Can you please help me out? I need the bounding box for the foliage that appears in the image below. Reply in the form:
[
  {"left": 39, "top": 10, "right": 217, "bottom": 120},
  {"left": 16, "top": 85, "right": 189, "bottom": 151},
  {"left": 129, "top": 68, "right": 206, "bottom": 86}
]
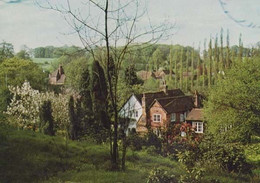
[
  {"left": 39, "top": 100, "right": 55, "bottom": 136},
  {"left": 5, "top": 81, "right": 70, "bottom": 132},
  {"left": 204, "top": 57, "right": 260, "bottom": 143},
  {"left": 124, "top": 64, "right": 142, "bottom": 86},
  {"left": 147, "top": 168, "right": 178, "bottom": 183},
  {"left": 16, "top": 50, "right": 31, "bottom": 60},
  {"left": 64, "top": 56, "right": 88, "bottom": 91},
  {"left": 144, "top": 130, "right": 162, "bottom": 152},
  {"left": 0, "top": 41, "right": 14, "bottom": 62},
  {"left": 0, "top": 57, "right": 47, "bottom": 91}
]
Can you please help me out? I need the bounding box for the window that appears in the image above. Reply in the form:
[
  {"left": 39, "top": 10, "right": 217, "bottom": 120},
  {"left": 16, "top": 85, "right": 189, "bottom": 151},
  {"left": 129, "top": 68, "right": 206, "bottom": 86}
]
[
  {"left": 135, "top": 110, "right": 138, "bottom": 117},
  {"left": 171, "top": 113, "right": 176, "bottom": 122},
  {"left": 180, "top": 113, "right": 185, "bottom": 122},
  {"left": 192, "top": 122, "right": 203, "bottom": 133},
  {"left": 153, "top": 114, "right": 161, "bottom": 122}
]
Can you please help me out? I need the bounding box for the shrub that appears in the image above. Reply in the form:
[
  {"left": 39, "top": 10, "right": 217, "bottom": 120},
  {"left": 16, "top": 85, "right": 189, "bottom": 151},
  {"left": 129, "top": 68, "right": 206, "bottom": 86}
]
[
  {"left": 147, "top": 168, "right": 178, "bottom": 183},
  {"left": 144, "top": 130, "right": 162, "bottom": 152}
]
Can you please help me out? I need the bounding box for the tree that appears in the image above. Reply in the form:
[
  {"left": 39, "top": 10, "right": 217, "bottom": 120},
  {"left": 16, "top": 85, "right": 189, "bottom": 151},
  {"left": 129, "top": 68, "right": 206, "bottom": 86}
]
[
  {"left": 152, "top": 47, "right": 164, "bottom": 71},
  {"left": 208, "top": 38, "right": 212, "bottom": 88},
  {"left": 0, "top": 57, "right": 46, "bottom": 91},
  {"left": 124, "top": 64, "right": 140, "bottom": 86},
  {"left": 40, "top": 0, "right": 173, "bottom": 170},
  {"left": 68, "top": 96, "right": 77, "bottom": 140},
  {"left": 39, "top": 100, "right": 55, "bottom": 136},
  {"left": 0, "top": 42, "right": 14, "bottom": 62},
  {"left": 204, "top": 57, "right": 260, "bottom": 143},
  {"left": 16, "top": 50, "right": 31, "bottom": 60}
]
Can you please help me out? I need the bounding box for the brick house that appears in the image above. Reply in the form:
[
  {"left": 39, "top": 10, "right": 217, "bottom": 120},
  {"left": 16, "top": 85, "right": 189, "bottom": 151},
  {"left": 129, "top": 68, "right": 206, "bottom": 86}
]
[
  {"left": 49, "top": 65, "right": 66, "bottom": 85},
  {"left": 119, "top": 83, "right": 195, "bottom": 136}
]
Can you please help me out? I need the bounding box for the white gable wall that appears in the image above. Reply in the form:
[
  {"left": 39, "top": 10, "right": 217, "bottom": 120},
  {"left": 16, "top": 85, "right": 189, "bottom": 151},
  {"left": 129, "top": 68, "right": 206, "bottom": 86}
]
[{"left": 119, "top": 94, "right": 142, "bottom": 134}]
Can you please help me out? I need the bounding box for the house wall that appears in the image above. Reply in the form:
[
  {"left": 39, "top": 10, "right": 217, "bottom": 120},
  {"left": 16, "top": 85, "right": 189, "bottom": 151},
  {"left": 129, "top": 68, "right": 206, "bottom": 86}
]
[
  {"left": 149, "top": 101, "right": 168, "bottom": 129},
  {"left": 119, "top": 95, "right": 142, "bottom": 132}
]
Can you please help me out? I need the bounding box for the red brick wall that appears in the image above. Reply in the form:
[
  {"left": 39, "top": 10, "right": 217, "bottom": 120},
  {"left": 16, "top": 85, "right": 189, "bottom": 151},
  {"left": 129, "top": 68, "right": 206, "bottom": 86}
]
[{"left": 149, "top": 101, "right": 168, "bottom": 129}]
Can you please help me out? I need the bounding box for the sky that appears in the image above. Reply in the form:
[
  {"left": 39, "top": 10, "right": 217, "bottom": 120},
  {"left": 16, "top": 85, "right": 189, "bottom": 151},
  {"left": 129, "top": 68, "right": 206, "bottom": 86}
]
[{"left": 0, "top": 0, "right": 259, "bottom": 52}]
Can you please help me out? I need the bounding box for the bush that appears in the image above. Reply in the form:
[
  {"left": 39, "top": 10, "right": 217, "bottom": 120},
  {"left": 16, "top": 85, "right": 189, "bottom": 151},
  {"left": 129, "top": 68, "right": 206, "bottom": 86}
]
[
  {"left": 147, "top": 168, "right": 178, "bottom": 183},
  {"left": 144, "top": 130, "right": 162, "bottom": 152}
]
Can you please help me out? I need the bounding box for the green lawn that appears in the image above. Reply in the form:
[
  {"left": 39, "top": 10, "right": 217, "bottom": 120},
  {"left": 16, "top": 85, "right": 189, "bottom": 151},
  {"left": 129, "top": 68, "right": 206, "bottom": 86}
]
[
  {"left": 0, "top": 124, "right": 259, "bottom": 183},
  {"left": 32, "top": 58, "right": 57, "bottom": 72}
]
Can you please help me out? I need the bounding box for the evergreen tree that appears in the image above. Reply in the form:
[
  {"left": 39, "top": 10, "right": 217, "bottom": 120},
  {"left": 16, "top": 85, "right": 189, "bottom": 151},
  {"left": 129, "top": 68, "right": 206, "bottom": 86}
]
[
  {"left": 39, "top": 100, "right": 55, "bottom": 136},
  {"left": 68, "top": 96, "right": 78, "bottom": 140}
]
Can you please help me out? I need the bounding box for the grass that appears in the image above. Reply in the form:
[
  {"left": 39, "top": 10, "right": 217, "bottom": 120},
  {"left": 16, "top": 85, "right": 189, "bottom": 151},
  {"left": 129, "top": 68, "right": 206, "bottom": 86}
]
[
  {"left": 32, "top": 58, "right": 57, "bottom": 72},
  {"left": 0, "top": 123, "right": 259, "bottom": 183}
]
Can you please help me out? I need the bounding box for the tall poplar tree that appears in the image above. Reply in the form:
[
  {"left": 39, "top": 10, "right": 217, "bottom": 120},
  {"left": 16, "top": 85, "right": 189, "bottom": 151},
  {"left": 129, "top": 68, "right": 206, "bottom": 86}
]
[
  {"left": 208, "top": 38, "right": 212, "bottom": 88},
  {"left": 169, "top": 45, "right": 173, "bottom": 81},
  {"left": 203, "top": 39, "right": 207, "bottom": 88},
  {"left": 238, "top": 33, "right": 243, "bottom": 62},
  {"left": 174, "top": 49, "right": 178, "bottom": 88},
  {"left": 179, "top": 47, "right": 184, "bottom": 90},
  {"left": 185, "top": 50, "right": 189, "bottom": 92},
  {"left": 196, "top": 43, "right": 201, "bottom": 88},
  {"left": 226, "top": 29, "right": 230, "bottom": 68},
  {"left": 191, "top": 46, "right": 194, "bottom": 89},
  {"left": 220, "top": 28, "right": 224, "bottom": 70}
]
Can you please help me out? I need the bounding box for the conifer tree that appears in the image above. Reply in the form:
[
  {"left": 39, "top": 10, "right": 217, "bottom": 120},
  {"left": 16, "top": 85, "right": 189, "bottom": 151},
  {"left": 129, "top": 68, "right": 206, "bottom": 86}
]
[
  {"left": 69, "top": 96, "right": 77, "bottom": 140},
  {"left": 39, "top": 100, "right": 55, "bottom": 136}
]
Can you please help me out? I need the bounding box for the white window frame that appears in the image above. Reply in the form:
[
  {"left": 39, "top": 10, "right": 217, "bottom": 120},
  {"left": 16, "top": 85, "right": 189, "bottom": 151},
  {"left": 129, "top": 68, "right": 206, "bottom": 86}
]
[
  {"left": 192, "top": 122, "right": 203, "bottom": 133},
  {"left": 171, "top": 113, "right": 176, "bottom": 122},
  {"left": 153, "top": 114, "right": 161, "bottom": 122}
]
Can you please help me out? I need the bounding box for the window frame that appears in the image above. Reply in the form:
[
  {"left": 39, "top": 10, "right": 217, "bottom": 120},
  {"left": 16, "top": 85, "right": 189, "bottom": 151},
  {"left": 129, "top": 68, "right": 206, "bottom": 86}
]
[
  {"left": 170, "top": 113, "right": 176, "bottom": 122},
  {"left": 192, "top": 122, "right": 203, "bottom": 133},
  {"left": 153, "top": 114, "right": 161, "bottom": 122},
  {"left": 180, "top": 113, "right": 185, "bottom": 122}
]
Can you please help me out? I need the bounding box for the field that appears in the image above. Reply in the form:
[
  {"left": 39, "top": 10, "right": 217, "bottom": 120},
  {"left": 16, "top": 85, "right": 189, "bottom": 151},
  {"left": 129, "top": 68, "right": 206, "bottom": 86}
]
[
  {"left": 32, "top": 58, "right": 57, "bottom": 72},
  {"left": 0, "top": 124, "right": 259, "bottom": 183}
]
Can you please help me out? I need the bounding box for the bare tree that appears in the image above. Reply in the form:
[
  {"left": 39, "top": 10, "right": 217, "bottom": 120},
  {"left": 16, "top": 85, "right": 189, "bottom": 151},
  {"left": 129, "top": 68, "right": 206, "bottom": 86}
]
[{"left": 38, "top": 0, "right": 174, "bottom": 170}]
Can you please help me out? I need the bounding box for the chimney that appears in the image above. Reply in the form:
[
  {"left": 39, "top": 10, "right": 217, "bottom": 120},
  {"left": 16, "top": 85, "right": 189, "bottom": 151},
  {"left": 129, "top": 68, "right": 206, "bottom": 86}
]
[
  {"left": 194, "top": 90, "right": 200, "bottom": 108},
  {"left": 142, "top": 93, "right": 146, "bottom": 117},
  {"left": 160, "top": 79, "right": 168, "bottom": 94}
]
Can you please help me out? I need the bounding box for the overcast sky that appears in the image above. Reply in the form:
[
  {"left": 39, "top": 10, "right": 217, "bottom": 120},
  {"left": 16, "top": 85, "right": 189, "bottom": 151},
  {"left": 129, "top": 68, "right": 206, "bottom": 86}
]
[{"left": 0, "top": 0, "right": 259, "bottom": 52}]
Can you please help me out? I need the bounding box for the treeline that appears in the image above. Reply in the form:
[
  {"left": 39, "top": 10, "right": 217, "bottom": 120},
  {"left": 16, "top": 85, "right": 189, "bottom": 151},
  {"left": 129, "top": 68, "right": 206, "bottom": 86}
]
[{"left": 33, "top": 45, "right": 84, "bottom": 58}]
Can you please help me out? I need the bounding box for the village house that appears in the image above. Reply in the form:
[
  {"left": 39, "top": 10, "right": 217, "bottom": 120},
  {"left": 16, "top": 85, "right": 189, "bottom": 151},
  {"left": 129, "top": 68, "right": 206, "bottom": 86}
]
[
  {"left": 119, "top": 82, "right": 202, "bottom": 136},
  {"left": 136, "top": 69, "right": 174, "bottom": 81},
  {"left": 49, "top": 65, "right": 66, "bottom": 85}
]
